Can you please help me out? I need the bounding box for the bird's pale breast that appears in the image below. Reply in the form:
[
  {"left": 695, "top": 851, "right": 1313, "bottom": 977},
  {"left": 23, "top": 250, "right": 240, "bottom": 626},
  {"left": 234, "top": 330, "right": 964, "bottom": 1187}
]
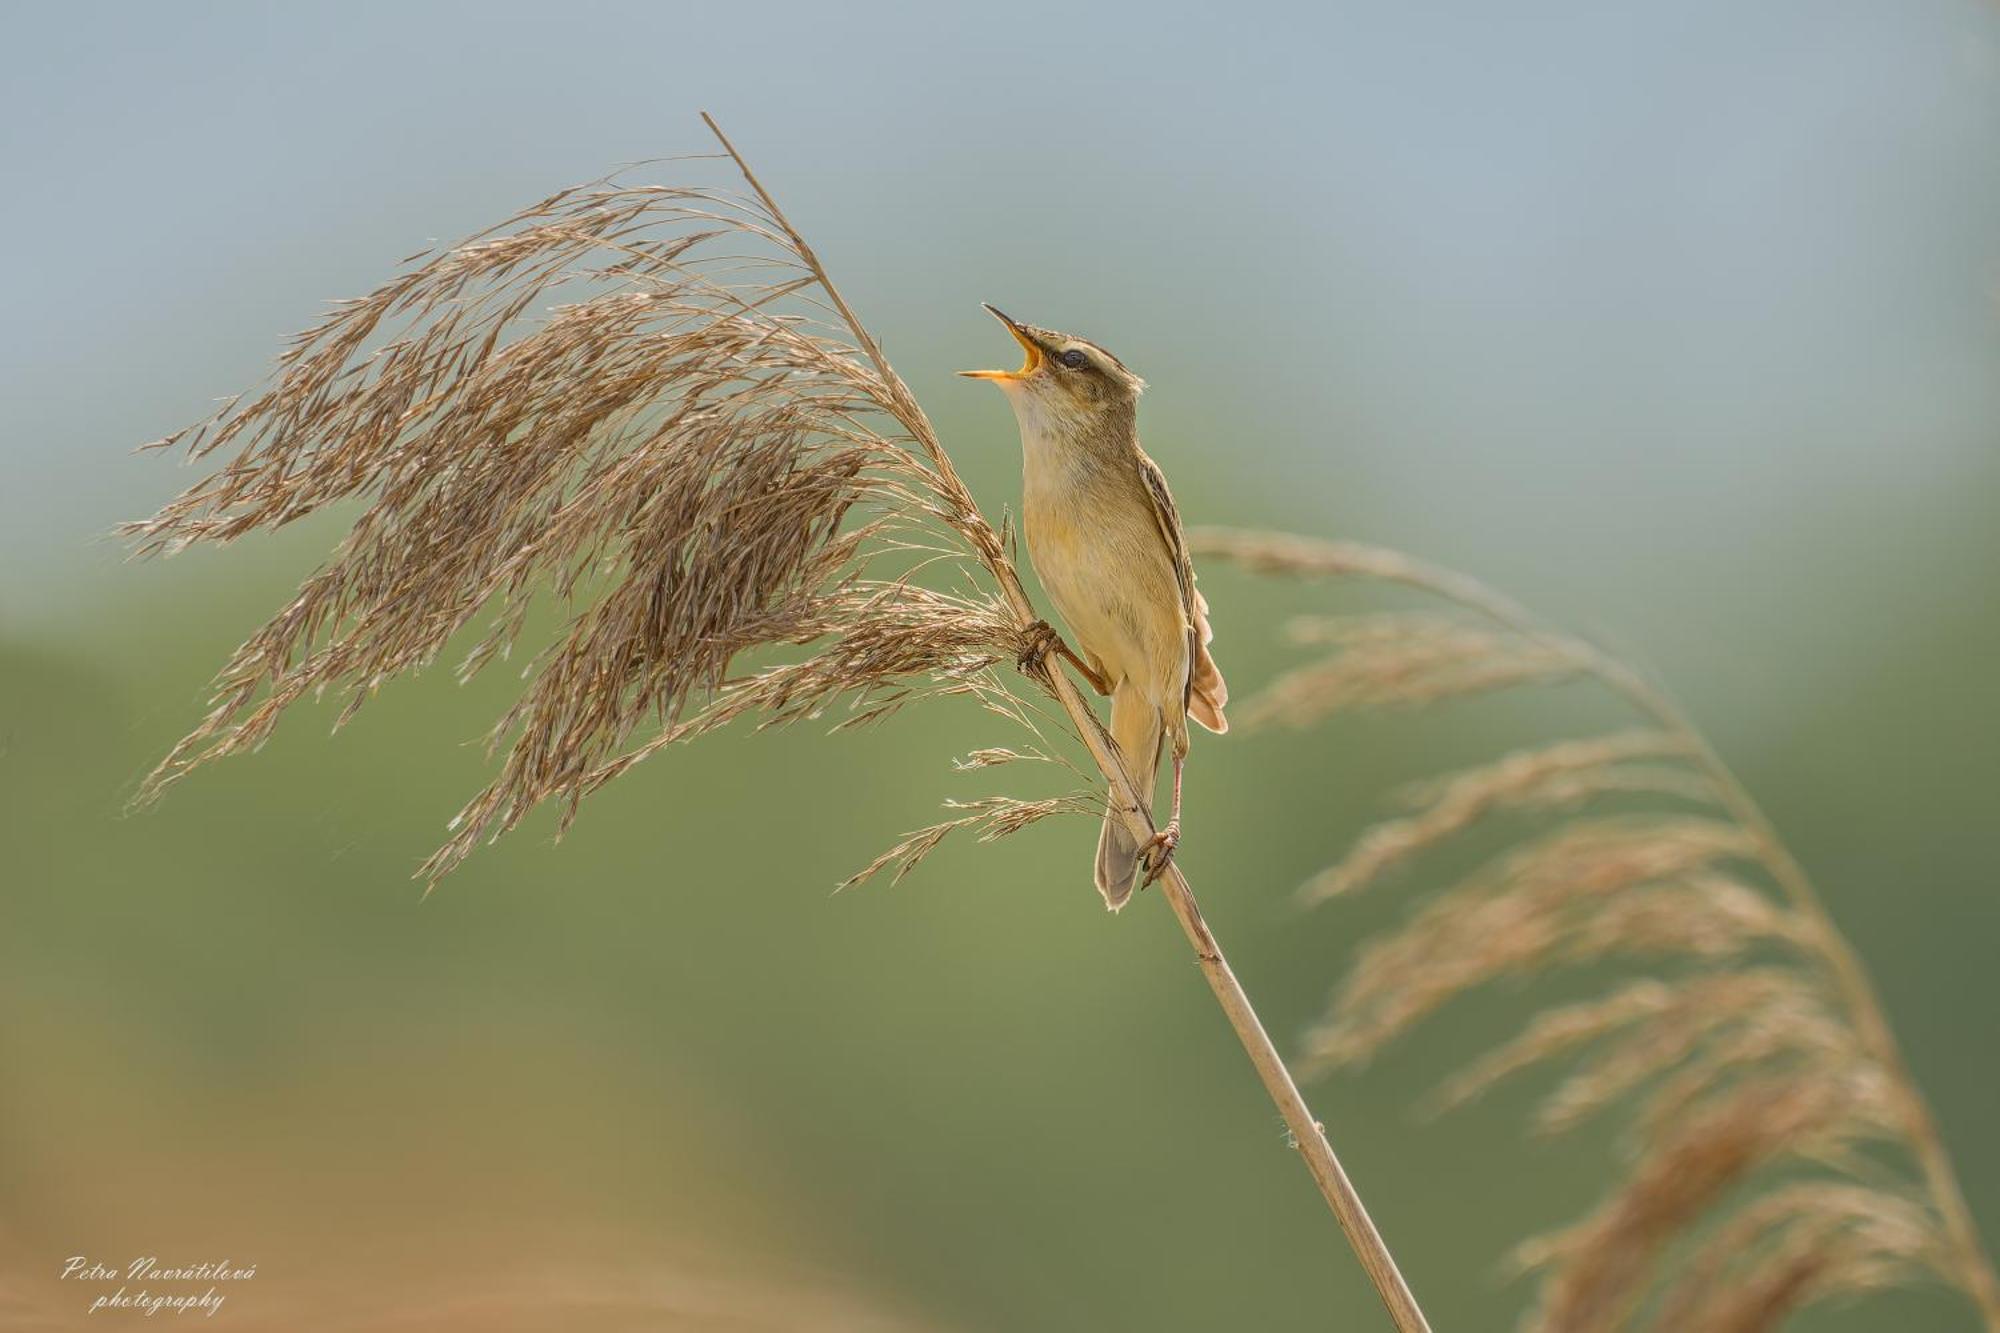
[{"left": 1023, "top": 459, "right": 1188, "bottom": 710}]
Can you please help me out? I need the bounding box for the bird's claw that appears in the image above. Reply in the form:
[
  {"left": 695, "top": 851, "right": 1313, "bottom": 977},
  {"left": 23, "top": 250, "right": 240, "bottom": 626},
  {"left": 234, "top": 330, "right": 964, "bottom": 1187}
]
[
  {"left": 1016, "top": 619, "right": 1063, "bottom": 676},
  {"left": 1138, "top": 820, "right": 1180, "bottom": 888}
]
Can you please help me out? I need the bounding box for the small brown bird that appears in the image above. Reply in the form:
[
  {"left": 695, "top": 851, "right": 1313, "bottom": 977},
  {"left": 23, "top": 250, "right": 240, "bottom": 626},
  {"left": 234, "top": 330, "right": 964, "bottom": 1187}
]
[{"left": 963, "top": 305, "right": 1228, "bottom": 909}]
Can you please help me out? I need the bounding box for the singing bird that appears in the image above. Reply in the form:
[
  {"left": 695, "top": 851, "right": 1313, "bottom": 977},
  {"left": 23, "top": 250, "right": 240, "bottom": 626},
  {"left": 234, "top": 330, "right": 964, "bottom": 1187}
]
[{"left": 962, "top": 305, "right": 1228, "bottom": 909}]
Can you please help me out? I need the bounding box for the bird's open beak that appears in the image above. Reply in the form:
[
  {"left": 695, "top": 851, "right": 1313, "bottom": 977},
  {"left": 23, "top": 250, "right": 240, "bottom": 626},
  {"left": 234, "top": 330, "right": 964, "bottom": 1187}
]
[{"left": 958, "top": 304, "right": 1043, "bottom": 381}]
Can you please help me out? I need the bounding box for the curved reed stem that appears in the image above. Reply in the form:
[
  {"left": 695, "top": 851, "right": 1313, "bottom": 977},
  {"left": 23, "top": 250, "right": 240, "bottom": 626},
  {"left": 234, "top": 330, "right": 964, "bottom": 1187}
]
[
  {"left": 1191, "top": 526, "right": 2000, "bottom": 1329},
  {"left": 703, "top": 121, "right": 1431, "bottom": 1333}
]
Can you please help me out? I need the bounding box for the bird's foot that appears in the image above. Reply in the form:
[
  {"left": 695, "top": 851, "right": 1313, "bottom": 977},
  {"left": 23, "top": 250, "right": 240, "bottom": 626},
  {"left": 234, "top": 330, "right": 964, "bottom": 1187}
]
[
  {"left": 1138, "top": 820, "right": 1180, "bottom": 887},
  {"left": 1016, "top": 619, "right": 1064, "bottom": 677}
]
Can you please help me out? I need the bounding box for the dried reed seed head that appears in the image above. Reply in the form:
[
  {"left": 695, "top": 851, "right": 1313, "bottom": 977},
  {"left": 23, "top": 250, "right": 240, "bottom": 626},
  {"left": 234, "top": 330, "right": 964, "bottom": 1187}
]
[
  {"left": 1306, "top": 816, "right": 1761, "bottom": 1070},
  {"left": 1243, "top": 613, "right": 1590, "bottom": 729},
  {"left": 1557, "top": 874, "right": 1806, "bottom": 963},
  {"left": 1519, "top": 1073, "right": 1901, "bottom": 1333},
  {"left": 954, "top": 748, "right": 1035, "bottom": 770},
  {"left": 1650, "top": 1183, "right": 1949, "bottom": 1332},
  {"left": 1202, "top": 523, "right": 1984, "bottom": 1329},
  {"left": 1631, "top": 996, "right": 1881, "bottom": 1148},
  {"left": 126, "top": 173, "right": 1048, "bottom": 884},
  {"left": 838, "top": 792, "right": 1100, "bottom": 890},
  {"left": 1537, "top": 975, "right": 1860, "bottom": 1140},
  {"left": 1185, "top": 527, "right": 1458, "bottom": 586},
  {"left": 1304, "top": 730, "right": 1708, "bottom": 904},
  {"left": 1424, "top": 969, "right": 1796, "bottom": 1119},
  {"left": 1187, "top": 525, "right": 1551, "bottom": 634}
]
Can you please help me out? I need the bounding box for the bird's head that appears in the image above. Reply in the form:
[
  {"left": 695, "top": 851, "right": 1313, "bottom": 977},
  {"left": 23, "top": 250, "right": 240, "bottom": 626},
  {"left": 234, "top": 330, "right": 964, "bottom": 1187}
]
[{"left": 959, "top": 304, "right": 1144, "bottom": 430}]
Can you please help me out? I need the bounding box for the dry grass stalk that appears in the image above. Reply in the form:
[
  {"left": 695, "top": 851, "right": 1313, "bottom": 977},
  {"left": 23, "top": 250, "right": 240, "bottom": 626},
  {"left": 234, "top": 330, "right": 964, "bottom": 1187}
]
[
  {"left": 126, "top": 123, "right": 1431, "bottom": 1330},
  {"left": 1192, "top": 525, "right": 2000, "bottom": 1331}
]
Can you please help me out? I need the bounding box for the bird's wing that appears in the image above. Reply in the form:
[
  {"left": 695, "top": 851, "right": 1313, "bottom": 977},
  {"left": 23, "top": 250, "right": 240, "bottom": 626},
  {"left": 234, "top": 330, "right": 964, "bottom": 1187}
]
[
  {"left": 1135, "top": 450, "right": 1228, "bottom": 732},
  {"left": 1135, "top": 452, "right": 1195, "bottom": 627}
]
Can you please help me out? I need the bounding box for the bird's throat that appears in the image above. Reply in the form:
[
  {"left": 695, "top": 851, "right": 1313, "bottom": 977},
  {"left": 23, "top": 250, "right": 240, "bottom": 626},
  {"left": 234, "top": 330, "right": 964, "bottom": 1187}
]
[{"left": 1006, "top": 390, "right": 1135, "bottom": 484}]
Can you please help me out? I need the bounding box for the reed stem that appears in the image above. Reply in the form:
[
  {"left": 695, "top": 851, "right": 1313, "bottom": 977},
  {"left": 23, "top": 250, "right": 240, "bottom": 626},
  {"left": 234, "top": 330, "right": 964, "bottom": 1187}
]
[{"left": 704, "top": 117, "right": 1433, "bottom": 1333}]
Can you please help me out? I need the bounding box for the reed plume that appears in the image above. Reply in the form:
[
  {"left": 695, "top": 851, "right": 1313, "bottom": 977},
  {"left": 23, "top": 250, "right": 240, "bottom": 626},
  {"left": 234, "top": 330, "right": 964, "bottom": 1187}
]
[
  {"left": 125, "top": 121, "right": 1430, "bottom": 1329},
  {"left": 1193, "top": 525, "right": 2000, "bottom": 1332},
  {"left": 120, "top": 156, "right": 1027, "bottom": 882}
]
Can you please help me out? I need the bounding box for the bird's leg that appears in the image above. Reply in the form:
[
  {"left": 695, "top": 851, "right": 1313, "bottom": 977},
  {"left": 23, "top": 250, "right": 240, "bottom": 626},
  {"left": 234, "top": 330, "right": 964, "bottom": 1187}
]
[
  {"left": 1139, "top": 746, "right": 1186, "bottom": 887},
  {"left": 1063, "top": 644, "right": 1113, "bottom": 696},
  {"left": 1016, "top": 619, "right": 1111, "bottom": 695}
]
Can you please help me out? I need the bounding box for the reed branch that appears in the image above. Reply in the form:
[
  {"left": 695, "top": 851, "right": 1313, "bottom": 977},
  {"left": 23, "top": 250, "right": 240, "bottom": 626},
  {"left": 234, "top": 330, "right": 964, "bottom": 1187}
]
[{"left": 702, "top": 118, "right": 1432, "bottom": 1333}]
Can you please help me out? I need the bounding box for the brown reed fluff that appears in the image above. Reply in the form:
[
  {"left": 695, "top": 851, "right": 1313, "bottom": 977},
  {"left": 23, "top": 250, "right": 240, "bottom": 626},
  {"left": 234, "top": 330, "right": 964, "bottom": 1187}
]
[
  {"left": 120, "top": 153, "right": 1031, "bottom": 883},
  {"left": 1191, "top": 526, "right": 2000, "bottom": 1333},
  {"left": 124, "top": 120, "right": 1431, "bottom": 1330}
]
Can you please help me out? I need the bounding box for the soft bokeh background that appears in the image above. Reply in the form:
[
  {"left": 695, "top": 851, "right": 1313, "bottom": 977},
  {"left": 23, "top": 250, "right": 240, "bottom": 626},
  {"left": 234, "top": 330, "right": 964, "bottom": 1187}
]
[{"left": 4, "top": 1, "right": 1998, "bottom": 1328}]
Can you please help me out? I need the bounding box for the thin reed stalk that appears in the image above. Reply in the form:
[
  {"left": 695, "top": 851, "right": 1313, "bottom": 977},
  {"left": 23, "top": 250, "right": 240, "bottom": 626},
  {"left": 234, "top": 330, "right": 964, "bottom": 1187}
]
[{"left": 701, "top": 119, "right": 1431, "bottom": 1333}]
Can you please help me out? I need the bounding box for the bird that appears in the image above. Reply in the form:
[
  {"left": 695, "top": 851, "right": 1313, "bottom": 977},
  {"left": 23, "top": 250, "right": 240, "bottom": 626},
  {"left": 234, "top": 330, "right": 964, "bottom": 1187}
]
[{"left": 961, "top": 304, "right": 1228, "bottom": 909}]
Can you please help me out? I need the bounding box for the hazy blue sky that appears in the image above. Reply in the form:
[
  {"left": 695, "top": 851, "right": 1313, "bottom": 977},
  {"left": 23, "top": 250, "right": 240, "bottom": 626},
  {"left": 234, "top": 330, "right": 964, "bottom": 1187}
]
[{"left": 4, "top": 0, "right": 1997, "bottom": 725}]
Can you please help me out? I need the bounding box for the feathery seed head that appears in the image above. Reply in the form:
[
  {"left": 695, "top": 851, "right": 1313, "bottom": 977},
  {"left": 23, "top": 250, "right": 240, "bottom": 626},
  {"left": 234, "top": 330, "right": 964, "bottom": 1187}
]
[
  {"left": 1198, "top": 524, "right": 1993, "bottom": 1332},
  {"left": 123, "top": 162, "right": 1086, "bottom": 888}
]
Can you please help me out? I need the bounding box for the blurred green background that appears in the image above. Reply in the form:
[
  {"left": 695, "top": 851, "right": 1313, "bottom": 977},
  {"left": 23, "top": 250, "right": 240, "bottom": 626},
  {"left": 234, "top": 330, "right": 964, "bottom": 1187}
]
[{"left": 4, "top": 2, "right": 1998, "bottom": 1328}]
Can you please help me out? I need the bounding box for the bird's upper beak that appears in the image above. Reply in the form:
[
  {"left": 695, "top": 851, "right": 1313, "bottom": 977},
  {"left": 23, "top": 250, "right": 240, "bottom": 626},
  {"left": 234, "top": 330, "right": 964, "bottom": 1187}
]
[{"left": 958, "top": 304, "right": 1043, "bottom": 382}]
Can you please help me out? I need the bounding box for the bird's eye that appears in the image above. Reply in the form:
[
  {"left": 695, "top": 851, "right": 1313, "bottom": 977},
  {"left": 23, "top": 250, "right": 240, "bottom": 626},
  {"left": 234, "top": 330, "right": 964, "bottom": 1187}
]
[{"left": 1058, "top": 348, "right": 1090, "bottom": 369}]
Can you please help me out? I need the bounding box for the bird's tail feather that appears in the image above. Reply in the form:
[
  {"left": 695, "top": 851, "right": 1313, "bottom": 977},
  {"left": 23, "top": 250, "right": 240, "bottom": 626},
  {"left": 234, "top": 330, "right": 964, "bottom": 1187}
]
[{"left": 1095, "top": 684, "right": 1162, "bottom": 911}]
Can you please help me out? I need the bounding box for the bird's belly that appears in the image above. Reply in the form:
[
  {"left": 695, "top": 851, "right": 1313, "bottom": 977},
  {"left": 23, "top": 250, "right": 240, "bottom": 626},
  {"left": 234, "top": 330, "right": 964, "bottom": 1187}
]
[{"left": 1025, "top": 499, "right": 1186, "bottom": 703}]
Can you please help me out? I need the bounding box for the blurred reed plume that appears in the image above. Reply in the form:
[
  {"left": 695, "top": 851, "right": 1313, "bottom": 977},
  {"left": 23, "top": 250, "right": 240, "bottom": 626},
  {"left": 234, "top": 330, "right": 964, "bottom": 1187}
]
[
  {"left": 1193, "top": 526, "right": 2000, "bottom": 1333},
  {"left": 124, "top": 120, "right": 1431, "bottom": 1328}
]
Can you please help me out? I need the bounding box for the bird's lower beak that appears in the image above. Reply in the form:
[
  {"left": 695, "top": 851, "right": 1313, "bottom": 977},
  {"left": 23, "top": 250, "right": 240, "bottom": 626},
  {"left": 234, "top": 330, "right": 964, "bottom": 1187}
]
[{"left": 958, "top": 303, "right": 1043, "bottom": 381}]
